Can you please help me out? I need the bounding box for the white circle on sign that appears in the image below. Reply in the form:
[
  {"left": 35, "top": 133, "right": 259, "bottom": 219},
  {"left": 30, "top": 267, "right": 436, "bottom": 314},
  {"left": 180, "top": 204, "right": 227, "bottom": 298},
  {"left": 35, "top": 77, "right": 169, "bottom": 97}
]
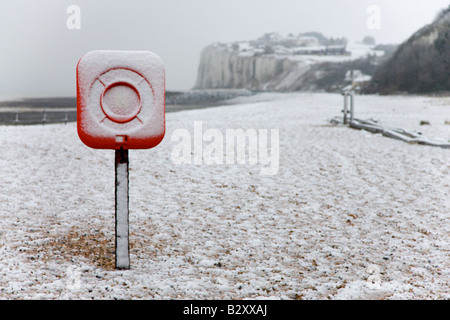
[
  {"left": 100, "top": 81, "right": 142, "bottom": 123},
  {"left": 88, "top": 68, "right": 155, "bottom": 131}
]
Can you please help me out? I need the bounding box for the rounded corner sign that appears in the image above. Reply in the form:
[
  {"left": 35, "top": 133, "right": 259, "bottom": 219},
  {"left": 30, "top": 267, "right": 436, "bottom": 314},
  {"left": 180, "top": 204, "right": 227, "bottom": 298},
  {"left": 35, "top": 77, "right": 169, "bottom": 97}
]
[{"left": 76, "top": 50, "right": 165, "bottom": 150}]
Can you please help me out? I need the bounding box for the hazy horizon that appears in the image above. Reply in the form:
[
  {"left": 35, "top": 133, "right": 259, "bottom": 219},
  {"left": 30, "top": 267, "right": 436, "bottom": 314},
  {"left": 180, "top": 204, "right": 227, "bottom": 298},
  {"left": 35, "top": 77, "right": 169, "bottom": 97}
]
[{"left": 0, "top": 0, "right": 448, "bottom": 99}]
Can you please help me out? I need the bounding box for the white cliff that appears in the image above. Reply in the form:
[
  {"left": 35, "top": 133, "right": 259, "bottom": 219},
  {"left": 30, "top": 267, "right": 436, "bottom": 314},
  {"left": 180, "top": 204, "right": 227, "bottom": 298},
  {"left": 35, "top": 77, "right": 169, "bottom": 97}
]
[{"left": 194, "top": 33, "right": 384, "bottom": 92}]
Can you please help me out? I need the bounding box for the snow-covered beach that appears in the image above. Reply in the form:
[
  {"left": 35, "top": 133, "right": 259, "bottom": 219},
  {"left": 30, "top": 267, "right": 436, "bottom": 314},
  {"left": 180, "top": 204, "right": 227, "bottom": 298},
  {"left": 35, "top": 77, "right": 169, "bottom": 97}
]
[{"left": 0, "top": 92, "right": 448, "bottom": 299}]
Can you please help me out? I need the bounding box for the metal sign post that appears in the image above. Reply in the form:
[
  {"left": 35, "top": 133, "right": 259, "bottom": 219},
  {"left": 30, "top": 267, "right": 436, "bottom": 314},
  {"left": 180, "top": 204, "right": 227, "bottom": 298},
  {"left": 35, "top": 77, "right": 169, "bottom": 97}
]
[
  {"left": 77, "top": 50, "right": 165, "bottom": 270},
  {"left": 342, "top": 91, "right": 355, "bottom": 125},
  {"left": 342, "top": 92, "right": 349, "bottom": 125},
  {"left": 115, "top": 148, "right": 130, "bottom": 269},
  {"left": 349, "top": 92, "right": 354, "bottom": 123}
]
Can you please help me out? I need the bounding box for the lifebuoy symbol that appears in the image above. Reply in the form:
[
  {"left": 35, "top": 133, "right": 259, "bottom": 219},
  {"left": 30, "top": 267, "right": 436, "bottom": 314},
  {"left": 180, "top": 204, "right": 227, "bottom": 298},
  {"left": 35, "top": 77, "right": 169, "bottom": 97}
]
[
  {"left": 91, "top": 68, "right": 155, "bottom": 127},
  {"left": 100, "top": 81, "right": 142, "bottom": 123}
]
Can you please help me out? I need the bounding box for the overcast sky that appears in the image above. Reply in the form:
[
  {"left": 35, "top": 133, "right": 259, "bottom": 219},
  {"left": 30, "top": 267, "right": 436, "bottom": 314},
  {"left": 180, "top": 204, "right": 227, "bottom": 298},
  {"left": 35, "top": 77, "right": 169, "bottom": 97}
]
[{"left": 0, "top": 0, "right": 448, "bottom": 98}]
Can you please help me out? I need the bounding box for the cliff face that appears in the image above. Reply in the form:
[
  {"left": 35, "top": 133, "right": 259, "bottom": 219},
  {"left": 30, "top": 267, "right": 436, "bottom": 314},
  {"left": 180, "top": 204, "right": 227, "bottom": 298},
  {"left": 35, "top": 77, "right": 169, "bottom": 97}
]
[
  {"left": 194, "top": 45, "right": 311, "bottom": 91},
  {"left": 364, "top": 7, "right": 450, "bottom": 94},
  {"left": 194, "top": 33, "right": 386, "bottom": 92}
]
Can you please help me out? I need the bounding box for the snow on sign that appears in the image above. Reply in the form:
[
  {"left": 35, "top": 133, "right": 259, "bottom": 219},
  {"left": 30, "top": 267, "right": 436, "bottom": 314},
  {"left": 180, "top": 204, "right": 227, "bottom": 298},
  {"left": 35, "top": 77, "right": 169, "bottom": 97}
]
[
  {"left": 76, "top": 50, "right": 165, "bottom": 270},
  {"left": 76, "top": 50, "right": 165, "bottom": 149}
]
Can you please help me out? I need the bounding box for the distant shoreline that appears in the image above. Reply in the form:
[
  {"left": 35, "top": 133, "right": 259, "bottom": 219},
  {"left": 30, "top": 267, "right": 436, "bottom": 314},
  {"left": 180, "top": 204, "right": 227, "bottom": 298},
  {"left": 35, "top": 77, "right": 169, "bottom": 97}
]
[
  {"left": 0, "top": 90, "right": 255, "bottom": 112},
  {"left": 0, "top": 90, "right": 257, "bottom": 124},
  {"left": 2, "top": 90, "right": 448, "bottom": 114}
]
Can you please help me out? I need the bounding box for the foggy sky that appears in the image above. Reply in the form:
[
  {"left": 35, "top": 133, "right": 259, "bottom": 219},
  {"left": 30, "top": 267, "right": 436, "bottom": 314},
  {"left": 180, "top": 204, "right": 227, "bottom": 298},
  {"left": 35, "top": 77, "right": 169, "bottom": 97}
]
[{"left": 0, "top": 0, "right": 448, "bottom": 98}]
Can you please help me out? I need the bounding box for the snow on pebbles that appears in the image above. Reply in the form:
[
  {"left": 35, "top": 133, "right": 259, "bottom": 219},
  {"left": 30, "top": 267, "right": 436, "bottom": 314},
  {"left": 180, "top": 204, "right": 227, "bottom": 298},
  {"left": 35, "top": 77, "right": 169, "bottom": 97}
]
[{"left": 0, "top": 92, "right": 448, "bottom": 300}]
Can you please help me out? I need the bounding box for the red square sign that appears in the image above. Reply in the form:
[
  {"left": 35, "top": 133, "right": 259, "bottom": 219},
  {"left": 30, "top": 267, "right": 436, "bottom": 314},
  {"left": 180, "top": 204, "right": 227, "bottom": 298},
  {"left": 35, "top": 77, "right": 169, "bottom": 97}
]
[{"left": 77, "top": 50, "right": 165, "bottom": 149}]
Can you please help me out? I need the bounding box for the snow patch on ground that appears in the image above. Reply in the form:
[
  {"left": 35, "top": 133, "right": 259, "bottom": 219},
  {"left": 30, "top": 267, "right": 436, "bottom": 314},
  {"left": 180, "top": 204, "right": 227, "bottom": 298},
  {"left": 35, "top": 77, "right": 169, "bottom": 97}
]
[{"left": 0, "top": 93, "right": 449, "bottom": 299}]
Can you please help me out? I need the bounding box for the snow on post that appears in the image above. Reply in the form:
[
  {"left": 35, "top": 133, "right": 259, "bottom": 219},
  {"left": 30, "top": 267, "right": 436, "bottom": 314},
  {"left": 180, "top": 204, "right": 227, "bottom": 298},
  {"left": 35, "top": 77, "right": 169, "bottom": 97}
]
[
  {"left": 115, "top": 148, "right": 130, "bottom": 269},
  {"left": 342, "top": 92, "right": 349, "bottom": 125},
  {"left": 76, "top": 50, "right": 166, "bottom": 270},
  {"left": 341, "top": 91, "right": 355, "bottom": 125},
  {"left": 350, "top": 92, "right": 355, "bottom": 123}
]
